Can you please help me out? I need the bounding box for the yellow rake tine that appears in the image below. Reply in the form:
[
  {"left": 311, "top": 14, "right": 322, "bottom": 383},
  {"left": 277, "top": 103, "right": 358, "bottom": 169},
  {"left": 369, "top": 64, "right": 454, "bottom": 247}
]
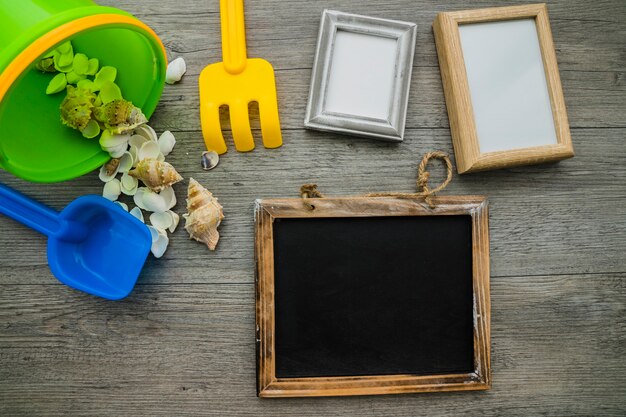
[
  {"left": 200, "top": 101, "right": 227, "bottom": 154},
  {"left": 229, "top": 100, "right": 255, "bottom": 152}
]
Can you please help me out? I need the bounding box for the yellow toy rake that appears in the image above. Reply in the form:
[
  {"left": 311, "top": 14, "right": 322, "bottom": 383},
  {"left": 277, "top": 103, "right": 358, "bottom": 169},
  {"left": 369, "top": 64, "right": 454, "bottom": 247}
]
[{"left": 199, "top": 0, "right": 283, "bottom": 154}]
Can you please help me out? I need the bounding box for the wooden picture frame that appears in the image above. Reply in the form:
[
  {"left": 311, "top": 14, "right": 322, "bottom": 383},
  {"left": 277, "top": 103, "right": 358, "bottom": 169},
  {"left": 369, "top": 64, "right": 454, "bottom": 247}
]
[
  {"left": 304, "top": 10, "right": 417, "bottom": 142},
  {"left": 255, "top": 196, "right": 491, "bottom": 397},
  {"left": 433, "top": 4, "right": 574, "bottom": 173}
]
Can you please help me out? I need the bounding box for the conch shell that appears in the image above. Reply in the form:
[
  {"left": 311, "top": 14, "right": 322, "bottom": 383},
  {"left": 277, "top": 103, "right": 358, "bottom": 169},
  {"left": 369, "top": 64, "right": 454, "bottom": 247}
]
[
  {"left": 183, "top": 178, "right": 224, "bottom": 251},
  {"left": 128, "top": 158, "right": 183, "bottom": 192}
]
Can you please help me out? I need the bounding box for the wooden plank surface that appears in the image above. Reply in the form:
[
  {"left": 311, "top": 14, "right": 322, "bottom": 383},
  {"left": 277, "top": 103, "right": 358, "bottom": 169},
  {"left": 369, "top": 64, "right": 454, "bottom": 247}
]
[{"left": 1, "top": 0, "right": 625, "bottom": 415}]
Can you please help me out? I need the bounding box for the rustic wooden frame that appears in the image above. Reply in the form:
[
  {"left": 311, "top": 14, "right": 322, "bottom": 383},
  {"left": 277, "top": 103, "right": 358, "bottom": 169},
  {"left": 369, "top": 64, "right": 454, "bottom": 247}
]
[
  {"left": 433, "top": 4, "right": 574, "bottom": 174},
  {"left": 255, "top": 196, "right": 491, "bottom": 397}
]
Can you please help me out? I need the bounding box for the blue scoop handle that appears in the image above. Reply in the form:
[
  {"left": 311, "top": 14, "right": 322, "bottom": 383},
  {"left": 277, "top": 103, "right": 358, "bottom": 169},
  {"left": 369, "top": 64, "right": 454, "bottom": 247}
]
[{"left": 0, "top": 184, "right": 88, "bottom": 242}]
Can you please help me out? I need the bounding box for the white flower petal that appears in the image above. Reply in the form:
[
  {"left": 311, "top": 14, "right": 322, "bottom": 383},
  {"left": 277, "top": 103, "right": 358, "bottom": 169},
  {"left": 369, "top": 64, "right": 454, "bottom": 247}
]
[
  {"left": 129, "top": 207, "right": 144, "bottom": 223},
  {"left": 134, "top": 124, "right": 158, "bottom": 143},
  {"left": 118, "top": 152, "right": 133, "bottom": 173},
  {"left": 137, "top": 140, "right": 161, "bottom": 161},
  {"left": 114, "top": 201, "right": 128, "bottom": 211},
  {"left": 102, "top": 178, "right": 121, "bottom": 201},
  {"left": 156, "top": 152, "right": 165, "bottom": 162},
  {"left": 165, "top": 57, "right": 186, "bottom": 84},
  {"left": 160, "top": 186, "right": 176, "bottom": 210},
  {"left": 158, "top": 130, "right": 176, "bottom": 156},
  {"left": 168, "top": 211, "right": 180, "bottom": 233},
  {"left": 120, "top": 173, "right": 139, "bottom": 196},
  {"left": 150, "top": 211, "right": 173, "bottom": 230},
  {"left": 150, "top": 230, "right": 169, "bottom": 258}
]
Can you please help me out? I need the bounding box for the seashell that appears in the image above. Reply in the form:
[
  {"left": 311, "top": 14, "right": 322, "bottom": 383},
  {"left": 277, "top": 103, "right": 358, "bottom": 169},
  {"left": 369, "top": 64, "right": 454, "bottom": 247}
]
[
  {"left": 150, "top": 227, "right": 169, "bottom": 258},
  {"left": 100, "top": 130, "right": 130, "bottom": 157},
  {"left": 99, "top": 158, "right": 120, "bottom": 182},
  {"left": 165, "top": 57, "right": 186, "bottom": 84},
  {"left": 134, "top": 124, "right": 158, "bottom": 142},
  {"left": 114, "top": 201, "right": 128, "bottom": 211},
  {"left": 129, "top": 144, "right": 139, "bottom": 167},
  {"left": 137, "top": 140, "right": 161, "bottom": 161},
  {"left": 129, "top": 207, "right": 144, "bottom": 223},
  {"left": 134, "top": 186, "right": 176, "bottom": 213},
  {"left": 128, "top": 158, "right": 183, "bottom": 192},
  {"left": 118, "top": 151, "right": 134, "bottom": 173},
  {"left": 103, "top": 178, "right": 121, "bottom": 201},
  {"left": 129, "top": 134, "right": 149, "bottom": 150},
  {"left": 169, "top": 210, "right": 180, "bottom": 233},
  {"left": 158, "top": 130, "right": 176, "bottom": 156},
  {"left": 150, "top": 211, "right": 173, "bottom": 230},
  {"left": 120, "top": 172, "right": 139, "bottom": 196},
  {"left": 201, "top": 150, "right": 219, "bottom": 171},
  {"left": 94, "top": 99, "right": 148, "bottom": 134},
  {"left": 183, "top": 178, "right": 224, "bottom": 251}
]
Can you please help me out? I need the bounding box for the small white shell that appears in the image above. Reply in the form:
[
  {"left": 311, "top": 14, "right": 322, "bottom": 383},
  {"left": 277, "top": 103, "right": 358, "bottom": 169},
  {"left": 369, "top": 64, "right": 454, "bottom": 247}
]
[
  {"left": 114, "top": 201, "right": 128, "bottom": 211},
  {"left": 158, "top": 130, "right": 176, "bottom": 156},
  {"left": 100, "top": 131, "right": 130, "bottom": 157},
  {"left": 169, "top": 210, "right": 180, "bottom": 233},
  {"left": 150, "top": 211, "right": 173, "bottom": 230},
  {"left": 201, "top": 151, "right": 219, "bottom": 171},
  {"left": 147, "top": 224, "right": 159, "bottom": 241},
  {"left": 135, "top": 186, "right": 176, "bottom": 213},
  {"left": 137, "top": 140, "right": 161, "bottom": 161},
  {"left": 165, "top": 57, "right": 186, "bottom": 84},
  {"left": 129, "top": 207, "right": 144, "bottom": 223},
  {"left": 120, "top": 172, "right": 139, "bottom": 196},
  {"left": 129, "top": 144, "right": 139, "bottom": 167},
  {"left": 150, "top": 229, "right": 169, "bottom": 258},
  {"left": 129, "top": 134, "right": 149, "bottom": 150},
  {"left": 103, "top": 178, "right": 121, "bottom": 201},
  {"left": 118, "top": 152, "right": 134, "bottom": 173},
  {"left": 99, "top": 161, "right": 119, "bottom": 182},
  {"left": 108, "top": 143, "right": 128, "bottom": 158},
  {"left": 134, "top": 124, "right": 158, "bottom": 143},
  {"left": 160, "top": 186, "right": 177, "bottom": 210}
]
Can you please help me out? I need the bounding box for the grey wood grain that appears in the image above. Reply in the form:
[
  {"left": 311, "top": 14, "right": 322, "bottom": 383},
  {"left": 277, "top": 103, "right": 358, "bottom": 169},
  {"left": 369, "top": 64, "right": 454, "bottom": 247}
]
[
  {"left": 0, "top": 275, "right": 624, "bottom": 416},
  {"left": 1, "top": 0, "right": 625, "bottom": 415}
]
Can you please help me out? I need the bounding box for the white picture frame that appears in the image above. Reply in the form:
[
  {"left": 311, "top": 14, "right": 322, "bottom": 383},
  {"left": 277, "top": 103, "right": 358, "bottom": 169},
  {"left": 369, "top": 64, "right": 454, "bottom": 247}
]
[{"left": 304, "top": 10, "right": 417, "bottom": 142}]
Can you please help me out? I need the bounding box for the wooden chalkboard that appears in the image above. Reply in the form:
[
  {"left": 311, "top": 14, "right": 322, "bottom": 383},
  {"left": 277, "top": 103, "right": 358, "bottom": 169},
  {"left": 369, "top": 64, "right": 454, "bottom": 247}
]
[{"left": 255, "top": 196, "right": 490, "bottom": 397}]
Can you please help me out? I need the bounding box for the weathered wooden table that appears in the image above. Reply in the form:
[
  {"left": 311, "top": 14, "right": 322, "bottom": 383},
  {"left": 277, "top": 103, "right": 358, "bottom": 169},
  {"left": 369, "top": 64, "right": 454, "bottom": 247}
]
[{"left": 1, "top": 0, "right": 624, "bottom": 415}]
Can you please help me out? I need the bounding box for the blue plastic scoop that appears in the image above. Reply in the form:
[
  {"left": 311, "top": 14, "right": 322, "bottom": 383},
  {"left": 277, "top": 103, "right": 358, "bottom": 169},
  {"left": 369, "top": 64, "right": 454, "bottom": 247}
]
[{"left": 0, "top": 183, "right": 152, "bottom": 300}]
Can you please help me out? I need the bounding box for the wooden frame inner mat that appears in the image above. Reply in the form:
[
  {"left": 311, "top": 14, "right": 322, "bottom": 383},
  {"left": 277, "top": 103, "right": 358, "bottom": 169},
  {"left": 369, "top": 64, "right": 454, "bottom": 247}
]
[
  {"left": 255, "top": 196, "right": 491, "bottom": 397},
  {"left": 433, "top": 4, "right": 574, "bottom": 173}
]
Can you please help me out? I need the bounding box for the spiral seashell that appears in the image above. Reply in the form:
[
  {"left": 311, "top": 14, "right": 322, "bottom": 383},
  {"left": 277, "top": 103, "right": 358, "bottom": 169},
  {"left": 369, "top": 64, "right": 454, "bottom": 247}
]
[
  {"left": 128, "top": 158, "right": 183, "bottom": 192},
  {"left": 183, "top": 178, "right": 224, "bottom": 251}
]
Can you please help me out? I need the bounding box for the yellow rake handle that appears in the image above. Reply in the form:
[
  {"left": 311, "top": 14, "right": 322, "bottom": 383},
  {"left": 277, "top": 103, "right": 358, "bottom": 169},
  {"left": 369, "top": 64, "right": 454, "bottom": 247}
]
[{"left": 221, "top": 0, "right": 247, "bottom": 74}]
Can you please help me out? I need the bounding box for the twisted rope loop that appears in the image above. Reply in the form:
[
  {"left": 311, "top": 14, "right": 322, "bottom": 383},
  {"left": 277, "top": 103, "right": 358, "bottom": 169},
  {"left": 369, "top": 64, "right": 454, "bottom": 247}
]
[{"left": 300, "top": 151, "right": 453, "bottom": 209}]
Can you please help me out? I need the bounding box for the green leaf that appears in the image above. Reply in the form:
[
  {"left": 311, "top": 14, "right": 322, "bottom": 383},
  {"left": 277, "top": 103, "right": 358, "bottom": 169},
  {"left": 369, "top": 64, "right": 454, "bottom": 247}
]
[
  {"left": 94, "top": 95, "right": 102, "bottom": 107},
  {"left": 85, "top": 58, "right": 99, "bottom": 76},
  {"left": 73, "top": 53, "right": 89, "bottom": 75},
  {"left": 81, "top": 119, "right": 101, "bottom": 139},
  {"left": 93, "top": 66, "right": 117, "bottom": 91},
  {"left": 46, "top": 73, "right": 67, "bottom": 95},
  {"left": 99, "top": 81, "right": 123, "bottom": 104},
  {"left": 66, "top": 71, "right": 86, "bottom": 85}
]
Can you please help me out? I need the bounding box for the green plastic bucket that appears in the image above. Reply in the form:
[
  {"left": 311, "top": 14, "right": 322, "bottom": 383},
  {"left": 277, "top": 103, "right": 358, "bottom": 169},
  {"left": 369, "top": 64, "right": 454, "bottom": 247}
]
[{"left": 0, "top": 0, "right": 167, "bottom": 183}]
